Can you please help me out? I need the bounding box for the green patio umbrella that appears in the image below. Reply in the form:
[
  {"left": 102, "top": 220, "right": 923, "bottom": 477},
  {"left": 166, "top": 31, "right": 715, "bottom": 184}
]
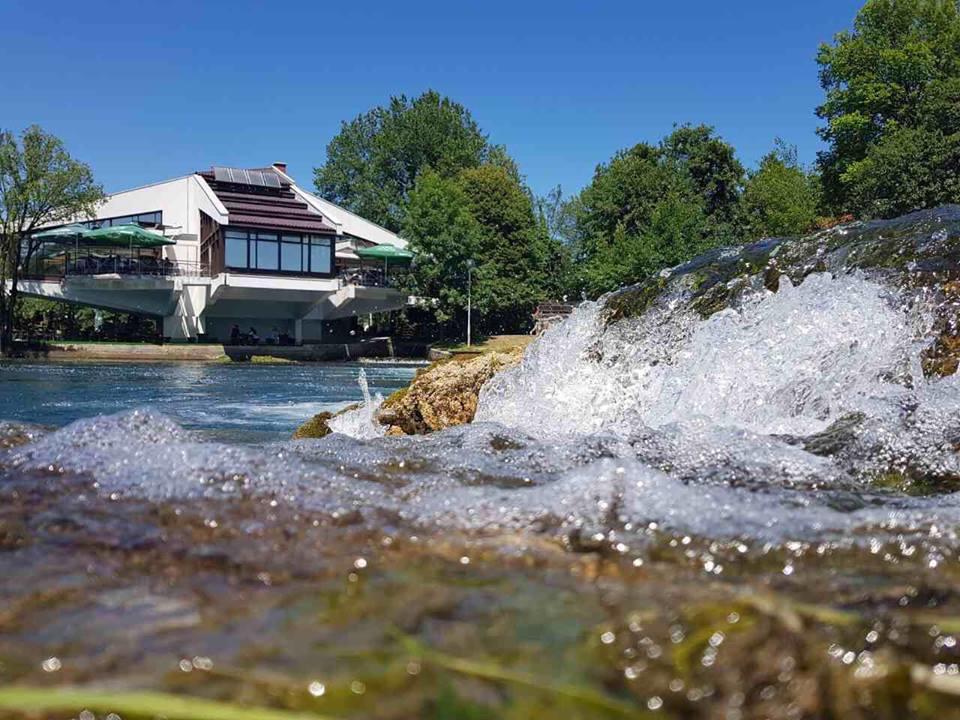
[
  {"left": 31, "top": 224, "right": 90, "bottom": 243},
  {"left": 355, "top": 244, "right": 414, "bottom": 277},
  {"left": 30, "top": 224, "right": 91, "bottom": 273},
  {"left": 81, "top": 224, "right": 175, "bottom": 248}
]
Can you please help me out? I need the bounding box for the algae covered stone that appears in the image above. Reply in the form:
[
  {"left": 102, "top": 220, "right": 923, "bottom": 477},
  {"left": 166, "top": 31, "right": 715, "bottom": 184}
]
[
  {"left": 292, "top": 403, "right": 362, "bottom": 439},
  {"left": 291, "top": 411, "right": 335, "bottom": 439}
]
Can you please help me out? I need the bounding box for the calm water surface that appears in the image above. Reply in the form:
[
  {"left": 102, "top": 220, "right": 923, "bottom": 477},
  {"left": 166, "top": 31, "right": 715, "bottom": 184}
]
[{"left": 0, "top": 360, "right": 419, "bottom": 441}]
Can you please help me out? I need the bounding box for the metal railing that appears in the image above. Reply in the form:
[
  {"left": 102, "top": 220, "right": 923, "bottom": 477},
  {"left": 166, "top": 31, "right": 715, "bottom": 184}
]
[
  {"left": 337, "top": 266, "right": 408, "bottom": 289},
  {"left": 29, "top": 254, "right": 208, "bottom": 279}
]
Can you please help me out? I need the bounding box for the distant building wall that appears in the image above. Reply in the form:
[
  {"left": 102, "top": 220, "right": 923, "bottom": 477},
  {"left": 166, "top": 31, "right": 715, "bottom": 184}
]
[{"left": 93, "top": 176, "right": 228, "bottom": 268}]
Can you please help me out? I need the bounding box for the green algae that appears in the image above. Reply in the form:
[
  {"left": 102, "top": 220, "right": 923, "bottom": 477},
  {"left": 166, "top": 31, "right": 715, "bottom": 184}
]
[
  {"left": 0, "top": 687, "right": 335, "bottom": 720},
  {"left": 291, "top": 411, "right": 335, "bottom": 439}
]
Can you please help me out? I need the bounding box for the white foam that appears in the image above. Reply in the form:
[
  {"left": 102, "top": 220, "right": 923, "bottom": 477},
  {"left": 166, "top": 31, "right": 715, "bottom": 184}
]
[{"left": 478, "top": 273, "right": 932, "bottom": 438}]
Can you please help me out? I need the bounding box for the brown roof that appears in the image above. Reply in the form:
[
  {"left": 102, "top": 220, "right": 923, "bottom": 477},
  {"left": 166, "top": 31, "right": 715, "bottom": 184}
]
[{"left": 199, "top": 168, "right": 336, "bottom": 235}]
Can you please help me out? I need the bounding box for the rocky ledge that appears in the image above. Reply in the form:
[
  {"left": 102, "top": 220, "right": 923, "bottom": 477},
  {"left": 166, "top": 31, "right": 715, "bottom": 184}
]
[{"left": 376, "top": 349, "right": 523, "bottom": 435}]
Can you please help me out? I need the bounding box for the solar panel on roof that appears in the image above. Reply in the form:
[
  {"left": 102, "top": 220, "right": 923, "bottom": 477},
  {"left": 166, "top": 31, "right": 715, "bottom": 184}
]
[{"left": 213, "top": 166, "right": 283, "bottom": 188}]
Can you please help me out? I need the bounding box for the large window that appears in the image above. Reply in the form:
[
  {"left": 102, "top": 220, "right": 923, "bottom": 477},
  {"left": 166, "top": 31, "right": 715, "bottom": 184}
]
[
  {"left": 224, "top": 228, "right": 333, "bottom": 275},
  {"left": 81, "top": 211, "right": 163, "bottom": 229},
  {"left": 226, "top": 233, "right": 247, "bottom": 267},
  {"left": 310, "top": 236, "right": 332, "bottom": 274}
]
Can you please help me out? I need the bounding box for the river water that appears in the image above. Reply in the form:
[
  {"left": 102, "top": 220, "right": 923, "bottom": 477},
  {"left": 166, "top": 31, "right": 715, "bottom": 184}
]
[
  {"left": 2, "top": 227, "right": 960, "bottom": 717},
  {"left": 0, "top": 361, "right": 418, "bottom": 441}
]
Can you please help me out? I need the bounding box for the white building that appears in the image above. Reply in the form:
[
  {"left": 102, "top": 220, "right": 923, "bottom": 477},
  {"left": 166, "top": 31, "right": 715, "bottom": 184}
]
[{"left": 21, "top": 163, "right": 409, "bottom": 343}]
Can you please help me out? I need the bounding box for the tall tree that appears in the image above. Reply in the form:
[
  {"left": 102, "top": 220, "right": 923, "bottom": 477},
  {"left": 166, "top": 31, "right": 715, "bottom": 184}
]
[
  {"left": 569, "top": 125, "right": 743, "bottom": 297},
  {"left": 403, "top": 164, "right": 564, "bottom": 335},
  {"left": 740, "top": 140, "right": 821, "bottom": 238},
  {"left": 401, "top": 169, "right": 482, "bottom": 328},
  {"left": 314, "top": 90, "right": 490, "bottom": 232},
  {"left": 660, "top": 124, "right": 745, "bottom": 230},
  {"left": 817, "top": 0, "right": 960, "bottom": 216},
  {"left": 0, "top": 126, "right": 103, "bottom": 353}
]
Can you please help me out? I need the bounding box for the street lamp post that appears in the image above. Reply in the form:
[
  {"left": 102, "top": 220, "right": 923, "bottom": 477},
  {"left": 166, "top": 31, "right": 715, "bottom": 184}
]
[{"left": 466, "top": 259, "right": 475, "bottom": 347}]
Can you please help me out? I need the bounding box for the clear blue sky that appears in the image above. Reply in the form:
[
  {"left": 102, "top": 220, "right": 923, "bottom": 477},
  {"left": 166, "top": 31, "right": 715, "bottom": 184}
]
[{"left": 1, "top": 0, "right": 864, "bottom": 199}]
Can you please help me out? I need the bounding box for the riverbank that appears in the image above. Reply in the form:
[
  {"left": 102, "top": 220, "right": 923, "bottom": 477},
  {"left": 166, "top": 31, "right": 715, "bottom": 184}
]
[
  {"left": 13, "top": 338, "right": 432, "bottom": 363},
  {"left": 10, "top": 335, "right": 533, "bottom": 363}
]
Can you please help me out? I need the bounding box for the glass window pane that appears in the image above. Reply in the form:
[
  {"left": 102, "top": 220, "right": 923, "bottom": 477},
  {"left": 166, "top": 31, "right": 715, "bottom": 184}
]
[
  {"left": 281, "top": 242, "right": 301, "bottom": 272},
  {"left": 226, "top": 237, "right": 247, "bottom": 268},
  {"left": 281, "top": 234, "right": 300, "bottom": 244},
  {"left": 256, "top": 239, "right": 278, "bottom": 270},
  {"left": 310, "top": 242, "right": 331, "bottom": 274}
]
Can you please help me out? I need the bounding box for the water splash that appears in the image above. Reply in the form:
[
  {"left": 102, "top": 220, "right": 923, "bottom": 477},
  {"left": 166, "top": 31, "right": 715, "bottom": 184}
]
[
  {"left": 478, "top": 272, "right": 933, "bottom": 437},
  {"left": 327, "top": 367, "right": 387, "bottom": 438}
]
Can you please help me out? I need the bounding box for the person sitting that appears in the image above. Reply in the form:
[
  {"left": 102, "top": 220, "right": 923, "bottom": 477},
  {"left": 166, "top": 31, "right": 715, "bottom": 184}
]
[
  {"left": 267, "top": 327, "right": 280, "bottom": 345},
  {"left": 248, "top": 327, "right": 260, "bottom": 345}
]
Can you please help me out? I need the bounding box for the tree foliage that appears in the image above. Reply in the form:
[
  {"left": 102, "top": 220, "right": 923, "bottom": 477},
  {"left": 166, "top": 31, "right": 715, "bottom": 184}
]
[
  {"left": 0, "top": 125, "right": 103, "bottom": 352},
  {"left": 816, "top": 0, "right": 960, "bottom": 216},
  {"left": 317, "top": 90, "right": 570, "bottom": 337},
  {"left": 403, "top": 165, "right": 565, "bottom": 335},
  {"left": 569, "top": 125, "right": 744, "bottom": 297},
  {"left": 740, "top": 140, "right": 821, "bottom": 238},
  {"left": 314, "top": 90, "right": 491, "bottom": 232}
]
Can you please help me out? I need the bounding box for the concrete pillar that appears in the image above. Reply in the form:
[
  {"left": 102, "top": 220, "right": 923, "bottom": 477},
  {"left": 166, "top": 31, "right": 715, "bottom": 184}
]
[
  {"left": 294, "top": 318, "right": 303, "bottom": 346},
  {"left": 163, "top": 283, "right": 208, "bottom": 341}
]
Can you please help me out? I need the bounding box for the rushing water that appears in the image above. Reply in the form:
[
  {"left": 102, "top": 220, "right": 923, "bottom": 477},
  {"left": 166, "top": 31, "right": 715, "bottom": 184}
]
[{"left": 3, "top": 211, "right": 960, "bottom": 718}]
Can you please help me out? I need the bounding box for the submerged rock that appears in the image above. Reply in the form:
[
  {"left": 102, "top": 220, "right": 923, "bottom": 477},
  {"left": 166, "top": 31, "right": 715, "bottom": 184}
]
[
  {"left": 376, "top": 350, "right": 524, "bottom": 435},
  {"left": 292, "top": 404, "right": 360, "bottom": 439},
  {"left": 0, "top": 421, "right": 48, "bottom": 449},
  {"left": 291, "top": 411, "right": 335, "bottom": 439}
]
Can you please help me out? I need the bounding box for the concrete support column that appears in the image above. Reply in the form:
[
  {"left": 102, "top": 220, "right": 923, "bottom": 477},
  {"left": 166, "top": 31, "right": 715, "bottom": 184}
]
[
  {"left": 163, "top": 283, "right": 208, "bottom": 341},
  {"left": 294, "top": 318, "right": 304, "bottom": 346}
]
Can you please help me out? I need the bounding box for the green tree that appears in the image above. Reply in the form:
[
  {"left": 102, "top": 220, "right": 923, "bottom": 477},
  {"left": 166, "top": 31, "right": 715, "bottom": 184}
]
[
  {"left": 569, "top": 124, "right": 743, "bottom": 297},
  {"left": 403, "top": 164, "right": 565, "bottom": 335},
  {"left": 741, "top": 140, "right": 821, "bottom": 238},
  {"left": 457, "top": 164, "right": 557, "bottom": 331},
  {"left": 314, "top": 90, "right": 490, "bottom": 232},
  {"left": 660, "top": 124, "right": 745, "bottom": 230},
  {"left": 402, "top": 169, "right": 482, "bottom": 328},
  {"left": 0, "top": 126, "right": 103, "bottom": 353},
  {"left": 842, "top": 126, "right": 960, "bottom": 217},
  {"left": 817, "top": 0, "right": 960, "bottom": 216}
]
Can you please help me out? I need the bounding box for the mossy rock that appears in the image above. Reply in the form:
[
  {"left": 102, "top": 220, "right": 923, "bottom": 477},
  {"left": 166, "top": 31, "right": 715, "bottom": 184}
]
[
  {"left": 292, "top": 403, "right": 361, "bottom": 439},
  {"left": 603, "top": 206, "right": 960, "bottom": 326},
  {"left": 291, "top": 411, "right": 334, "bottom": 439}
]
